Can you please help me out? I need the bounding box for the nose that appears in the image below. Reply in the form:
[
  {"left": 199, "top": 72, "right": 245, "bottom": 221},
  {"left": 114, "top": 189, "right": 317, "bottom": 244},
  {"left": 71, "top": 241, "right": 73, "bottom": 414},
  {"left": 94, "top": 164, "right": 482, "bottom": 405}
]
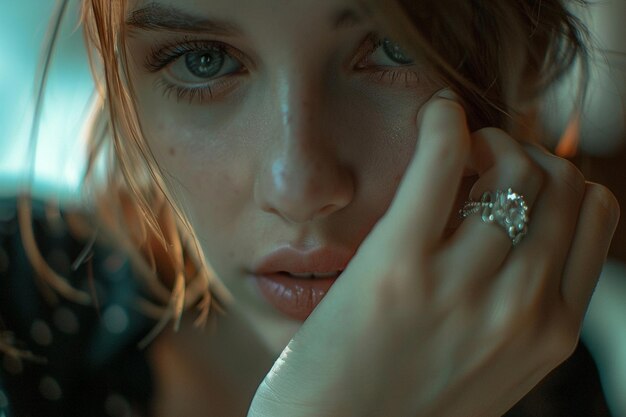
[{"left": 256, "top": 74, "right": 354, "bottom": 224}]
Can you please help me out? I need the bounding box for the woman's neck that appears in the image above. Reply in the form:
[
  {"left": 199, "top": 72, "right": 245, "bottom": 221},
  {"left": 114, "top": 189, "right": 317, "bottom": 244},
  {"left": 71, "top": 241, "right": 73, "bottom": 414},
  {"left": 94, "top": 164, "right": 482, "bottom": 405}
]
[{"left": 148, "top": 307, "right": 276, "bottom": 417}]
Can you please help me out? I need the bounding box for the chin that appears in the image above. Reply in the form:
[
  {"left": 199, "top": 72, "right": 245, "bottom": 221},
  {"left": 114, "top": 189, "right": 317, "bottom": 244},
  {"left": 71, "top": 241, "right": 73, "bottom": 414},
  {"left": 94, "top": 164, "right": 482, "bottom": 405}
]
[{"left": 230, "top": 297, "right": 303, "bottom": 357}]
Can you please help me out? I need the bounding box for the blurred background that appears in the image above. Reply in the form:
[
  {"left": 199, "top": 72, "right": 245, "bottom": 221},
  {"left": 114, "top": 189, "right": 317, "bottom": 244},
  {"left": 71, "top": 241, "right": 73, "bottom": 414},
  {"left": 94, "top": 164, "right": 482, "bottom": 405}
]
[
  {"left": 0, "top": 0, "right": 624, "bottom": 415},
  {"left": 0, "top": 1, "right": 95, "bottom": 202}
]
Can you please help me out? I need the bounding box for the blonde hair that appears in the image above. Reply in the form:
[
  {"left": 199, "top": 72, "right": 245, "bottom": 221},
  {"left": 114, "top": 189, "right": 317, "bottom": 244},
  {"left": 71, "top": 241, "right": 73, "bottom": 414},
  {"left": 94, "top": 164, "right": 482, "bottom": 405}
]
[{"left": 11, "top": 0, "right": 593, "bottom": 351}]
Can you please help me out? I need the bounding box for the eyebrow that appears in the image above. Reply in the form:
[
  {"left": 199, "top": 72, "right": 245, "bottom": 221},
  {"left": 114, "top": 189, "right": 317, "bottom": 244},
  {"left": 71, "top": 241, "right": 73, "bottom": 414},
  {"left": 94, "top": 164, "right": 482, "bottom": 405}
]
[
  {"left": 126, "top": 2, "right": 244, "bottom": 35},
  {"left": 125, "top": 2, "right": 366, "bottom": 35}
]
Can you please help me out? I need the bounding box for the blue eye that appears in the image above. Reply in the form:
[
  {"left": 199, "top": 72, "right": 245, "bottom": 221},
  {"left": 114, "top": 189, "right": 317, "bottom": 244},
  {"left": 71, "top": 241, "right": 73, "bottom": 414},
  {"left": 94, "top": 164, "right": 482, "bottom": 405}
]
[
  {"left": 184, "top": 49, "right": 225, "bottom": 78},
  {"left": 146, "top": 39, "right": 244, "bottom": 83},
  {"left": 381, "top": 38, "right": 413, "bottom": 65},
  {"left": 355, "top": 35, "right": 423, "bottom": 88},
  {"left": 363, "top": 36, "right": 414, "bottom": 67},
  {"left": 144, "top": 37, "right": 247, "bottom": 102},
  {"left": 143, "top": 33, "right": 421, "bottom": 104},
  {"left": 168, "top": 47, "right": 242, "bottom": 84}
]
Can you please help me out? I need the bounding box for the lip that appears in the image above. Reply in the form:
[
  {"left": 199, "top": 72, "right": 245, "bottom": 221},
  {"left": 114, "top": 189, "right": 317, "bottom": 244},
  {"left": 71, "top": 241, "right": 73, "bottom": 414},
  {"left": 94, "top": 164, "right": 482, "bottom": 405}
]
[
  {"left": 248, "top": 244, "right": 356, "bottom": 321},
  {"left": 249, "top": 272, "right": 339, "bottom": 321},
  {"left": 251, "top": 245, "right": 356, "bottom": 275}
]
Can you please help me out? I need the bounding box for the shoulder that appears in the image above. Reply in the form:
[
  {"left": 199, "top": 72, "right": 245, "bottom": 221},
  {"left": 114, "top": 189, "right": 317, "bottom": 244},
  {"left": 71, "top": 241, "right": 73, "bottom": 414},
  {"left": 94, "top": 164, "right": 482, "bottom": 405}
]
[
  {"left": 0, "top": 194, "right": 156, "bottom": 417},
  {"left": 0, "top": 195, "right": 97, "bottom": 301}
]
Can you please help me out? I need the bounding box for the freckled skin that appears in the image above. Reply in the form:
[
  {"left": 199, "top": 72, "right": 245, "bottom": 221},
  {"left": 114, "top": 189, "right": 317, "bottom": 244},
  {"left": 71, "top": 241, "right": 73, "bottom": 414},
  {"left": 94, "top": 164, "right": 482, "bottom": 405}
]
[
  {"left": 111, "top": 3, "right": 625, "bottom": 416},
  {"left": 124, "top": 1, "right": 473, "bottom": 411},
  {"left": 121, "top": 0, "right": 488, "bottom": 413},
  {"left": 125, "top": 0, "right": 463, "bottom": 350}
]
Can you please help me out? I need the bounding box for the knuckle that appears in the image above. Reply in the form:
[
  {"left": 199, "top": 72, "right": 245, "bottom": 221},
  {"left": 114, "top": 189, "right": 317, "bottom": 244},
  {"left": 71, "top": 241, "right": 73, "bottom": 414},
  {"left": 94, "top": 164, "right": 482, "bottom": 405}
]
[
  {"left": 430, "top": 135, "right": 468, "bottom": 170},
  {"left": 541, "top": 314, "right": 580, "bottom": 365},
  {"left": 508, "top": 153, "right": 543, "bottom": 191},
  {"left": 551, "top": 158, "right": 586, "bottom": 200},
  {"left": 587, "top": 183, "right": 620, "bottom": 225}
]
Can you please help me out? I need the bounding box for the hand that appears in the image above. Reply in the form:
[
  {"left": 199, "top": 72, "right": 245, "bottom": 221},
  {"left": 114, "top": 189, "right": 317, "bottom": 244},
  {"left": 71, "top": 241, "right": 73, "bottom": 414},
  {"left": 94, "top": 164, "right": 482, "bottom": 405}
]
[{"left": 247, "top": 89, "right": 620, "bottom": 417}]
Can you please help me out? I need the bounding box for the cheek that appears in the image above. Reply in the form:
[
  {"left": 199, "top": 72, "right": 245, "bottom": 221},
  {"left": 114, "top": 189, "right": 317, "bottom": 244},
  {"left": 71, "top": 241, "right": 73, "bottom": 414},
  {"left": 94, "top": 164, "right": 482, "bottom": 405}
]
[
  {"left": 333, "top": 86, "right": 431, "bottom": 186},
  {"left": 135, "top": 103, "right": 254, "bottom": 229},
  {"left": 341, "top": 88, "right": 476, "bottom": 233}
]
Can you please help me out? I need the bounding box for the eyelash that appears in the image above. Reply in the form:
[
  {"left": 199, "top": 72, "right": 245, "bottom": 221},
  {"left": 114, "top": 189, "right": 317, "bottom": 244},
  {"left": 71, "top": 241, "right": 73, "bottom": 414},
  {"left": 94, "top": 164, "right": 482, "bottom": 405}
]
[
  {"left": 144, "top": 34, "right": 420, "bottom": 104},
  {"left": 358, "top": 35, "right": 421, "bottom": 87}
]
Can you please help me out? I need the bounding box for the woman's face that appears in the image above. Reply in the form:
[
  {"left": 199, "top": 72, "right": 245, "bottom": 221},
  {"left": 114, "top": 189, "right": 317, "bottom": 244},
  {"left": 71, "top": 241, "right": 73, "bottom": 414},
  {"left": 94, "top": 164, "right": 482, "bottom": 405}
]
[{"left": 125, "top": 0, "right": 445, "bottom": 354}]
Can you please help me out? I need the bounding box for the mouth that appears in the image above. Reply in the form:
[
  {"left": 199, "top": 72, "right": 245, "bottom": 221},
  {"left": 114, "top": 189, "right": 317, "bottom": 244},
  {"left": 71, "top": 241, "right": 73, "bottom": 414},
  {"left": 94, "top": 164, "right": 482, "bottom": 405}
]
[
  {"left": 249, "top": 271, "right": 344, "bottom": 321},
  {"left": 249, "top": 244, "right": 355, "bottom": 321},
  {"left": 278, "top": 270, "right": 343, "bottom": 279}
]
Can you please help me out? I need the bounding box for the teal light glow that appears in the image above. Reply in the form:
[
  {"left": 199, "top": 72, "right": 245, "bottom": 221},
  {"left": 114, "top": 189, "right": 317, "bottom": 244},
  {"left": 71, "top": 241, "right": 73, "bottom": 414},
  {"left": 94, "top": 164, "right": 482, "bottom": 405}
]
[{"left": 0, "top": 0, "right": 96, "bottom": 201}]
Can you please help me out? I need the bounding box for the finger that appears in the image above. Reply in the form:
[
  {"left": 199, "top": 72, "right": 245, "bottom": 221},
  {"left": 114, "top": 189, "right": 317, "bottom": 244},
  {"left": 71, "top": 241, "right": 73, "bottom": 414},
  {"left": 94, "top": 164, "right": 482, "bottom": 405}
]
[
  {"left": 466, "top": 128, "right": 543, "bottom": 206},
  {"left": 560, "top": 182, "right": 619, "bottom": 323},
  {"left": 442, "top": 128, "right": 543, "bottom": 281},
  {"left": 512, "top": 145, "right": 586, "bottom": 297},
  {"left": 384, "top": 88, "right": 471, "bottom": 249}
]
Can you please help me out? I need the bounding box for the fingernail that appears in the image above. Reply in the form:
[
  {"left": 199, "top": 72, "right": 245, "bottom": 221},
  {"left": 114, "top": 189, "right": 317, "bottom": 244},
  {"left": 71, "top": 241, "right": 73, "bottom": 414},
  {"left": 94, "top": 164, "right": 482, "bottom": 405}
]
[
  {"left": 416, "top": 88, "right": 461, "bottom": 125},
  {"left": 436, "top": 88, "right": 459, "bottom": 101}
]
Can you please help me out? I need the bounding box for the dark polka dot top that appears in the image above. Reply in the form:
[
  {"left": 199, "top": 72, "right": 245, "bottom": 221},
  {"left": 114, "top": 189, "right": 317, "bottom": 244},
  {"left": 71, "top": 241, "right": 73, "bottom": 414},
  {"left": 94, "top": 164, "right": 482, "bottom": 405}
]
[{"left": 0, "top": 197, "right": 155, "bottom": 417}]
